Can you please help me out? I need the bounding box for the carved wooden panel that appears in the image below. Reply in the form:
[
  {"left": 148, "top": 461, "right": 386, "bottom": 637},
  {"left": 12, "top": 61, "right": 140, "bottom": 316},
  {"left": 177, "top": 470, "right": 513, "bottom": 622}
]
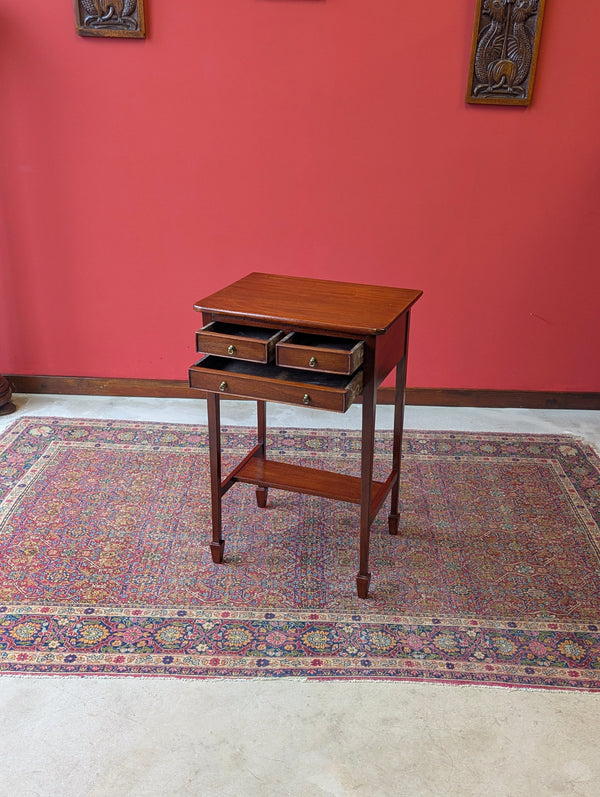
[
  {"left": 466, "top": 0, "right": 546, "bottom": 106},
  {"left": 74, "top": 0, "right": 146, "bottom": 39}
]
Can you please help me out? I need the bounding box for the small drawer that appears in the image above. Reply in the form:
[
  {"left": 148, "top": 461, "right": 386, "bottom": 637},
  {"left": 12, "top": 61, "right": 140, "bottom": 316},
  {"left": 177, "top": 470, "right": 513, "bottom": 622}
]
[
  {"left": 196, "top": 322, "right": 283, "bottom": 364},
  {"left": 189, "top": 356, "right": 363, "bottom": 413},
  {"left": 276, "top": 332, "right": 364, "bottom": 375}
]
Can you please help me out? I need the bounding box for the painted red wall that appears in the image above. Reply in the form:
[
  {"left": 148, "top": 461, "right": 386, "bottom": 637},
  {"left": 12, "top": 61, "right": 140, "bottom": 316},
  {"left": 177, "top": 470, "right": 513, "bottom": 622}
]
[{"left": 1, "top": 1, "right": 599, "bottom": 391}]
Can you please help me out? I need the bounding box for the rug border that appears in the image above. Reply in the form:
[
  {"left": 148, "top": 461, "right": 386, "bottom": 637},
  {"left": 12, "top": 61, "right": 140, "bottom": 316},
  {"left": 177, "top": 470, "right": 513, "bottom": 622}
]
[{"left": 2, "top": 416, "right": 600, "bottom": 691}]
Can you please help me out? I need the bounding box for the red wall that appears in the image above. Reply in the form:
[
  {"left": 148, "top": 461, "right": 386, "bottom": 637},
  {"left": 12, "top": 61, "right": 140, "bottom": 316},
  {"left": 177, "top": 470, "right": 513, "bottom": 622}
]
[{"left": 1, "top": 1, "right": 599, "bottom": 391}]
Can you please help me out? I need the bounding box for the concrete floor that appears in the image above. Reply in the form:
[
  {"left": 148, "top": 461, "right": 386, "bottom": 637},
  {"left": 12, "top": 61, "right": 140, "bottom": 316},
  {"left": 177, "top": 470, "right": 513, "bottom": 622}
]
[{"left": 1, "top": 394, "right": 599, "bottom": 797}]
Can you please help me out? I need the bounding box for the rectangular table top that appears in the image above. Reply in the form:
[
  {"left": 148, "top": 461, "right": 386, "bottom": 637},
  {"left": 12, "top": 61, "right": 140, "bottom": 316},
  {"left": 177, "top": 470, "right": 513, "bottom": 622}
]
[{"left": 194, "top": 272, "right": 422, "bottom": 337}]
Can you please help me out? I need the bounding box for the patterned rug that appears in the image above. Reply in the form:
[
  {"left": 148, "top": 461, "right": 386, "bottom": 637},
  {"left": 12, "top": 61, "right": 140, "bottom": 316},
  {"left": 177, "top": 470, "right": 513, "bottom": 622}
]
[{"left": 1, "top": 417, "right": 600, "bottom": 690}]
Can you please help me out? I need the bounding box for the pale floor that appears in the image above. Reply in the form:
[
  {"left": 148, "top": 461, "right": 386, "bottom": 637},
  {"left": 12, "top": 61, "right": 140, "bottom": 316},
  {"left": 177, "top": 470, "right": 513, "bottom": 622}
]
[{"left": 1, "top": 394, "right": 599, "bottom": 797}]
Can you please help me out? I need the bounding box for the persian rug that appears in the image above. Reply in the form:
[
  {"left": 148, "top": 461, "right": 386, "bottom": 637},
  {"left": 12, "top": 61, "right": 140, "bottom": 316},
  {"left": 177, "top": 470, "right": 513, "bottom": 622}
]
[{"left": 1, "top": 417, "right": 600, "bottom": 691}]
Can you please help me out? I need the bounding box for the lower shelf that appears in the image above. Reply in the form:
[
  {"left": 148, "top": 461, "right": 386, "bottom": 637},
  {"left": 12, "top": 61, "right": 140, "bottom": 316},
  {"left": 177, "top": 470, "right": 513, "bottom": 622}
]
[{"left": 228, "top": 456, "right": 397, "bottom": 520}]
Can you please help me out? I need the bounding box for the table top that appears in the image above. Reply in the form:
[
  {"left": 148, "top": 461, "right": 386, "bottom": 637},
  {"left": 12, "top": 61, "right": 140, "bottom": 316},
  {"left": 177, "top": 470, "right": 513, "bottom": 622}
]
[{"left": 194, "top": 272, "right": 422, "bottom": 336}]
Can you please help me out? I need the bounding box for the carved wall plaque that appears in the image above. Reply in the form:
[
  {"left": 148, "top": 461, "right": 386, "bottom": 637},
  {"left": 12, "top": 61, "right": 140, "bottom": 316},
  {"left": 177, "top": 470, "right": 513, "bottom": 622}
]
[
  {"left": 466, "top": 0, "right": 546, "bottom": 106},
  {"left": 74, "top": 0, "right": 146, "bottom": 39}
]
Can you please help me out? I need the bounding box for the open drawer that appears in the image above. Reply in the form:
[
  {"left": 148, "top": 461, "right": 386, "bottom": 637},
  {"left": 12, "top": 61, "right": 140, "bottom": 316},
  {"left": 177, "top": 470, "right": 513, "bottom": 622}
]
[
  {"left": 189, "top": 356, "right": 363, "bottom": 413},
  {"left": 276, "top": 332, "right": 364, "bottom": 375},
  {"left": 196, "top": 322, "right": 283, "bottom": 364}
]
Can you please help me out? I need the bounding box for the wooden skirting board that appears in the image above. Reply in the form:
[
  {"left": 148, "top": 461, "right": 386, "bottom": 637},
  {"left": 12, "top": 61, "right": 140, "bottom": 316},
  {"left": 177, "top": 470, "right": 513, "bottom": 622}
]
[{"left": 6, "top": 375, "right": 600, "bottom": 410}]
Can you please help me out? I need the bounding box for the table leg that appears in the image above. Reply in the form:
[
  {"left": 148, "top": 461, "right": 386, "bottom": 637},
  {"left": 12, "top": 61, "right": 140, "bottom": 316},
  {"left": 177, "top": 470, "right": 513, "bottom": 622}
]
[
  {"left": 207, "top": 392, "right": 225, "bottom": 563},
  {"left": 357, "top": 341, "right": 377, "bottom": 599},
  {"left": 389, "top": 311, "right": 411, "bottom": 535},
  {"left": 255, "top": 400, "right": 269, "bottom": 508},
  {"left": 388, "top": 355, "right": 407, "bottom": 536}
]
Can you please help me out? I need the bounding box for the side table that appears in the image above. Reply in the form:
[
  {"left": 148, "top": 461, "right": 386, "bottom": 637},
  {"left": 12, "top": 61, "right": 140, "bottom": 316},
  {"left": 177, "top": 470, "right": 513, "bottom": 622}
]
[{"left": 189, "top": 272, "right": 422, "bottom": 598}]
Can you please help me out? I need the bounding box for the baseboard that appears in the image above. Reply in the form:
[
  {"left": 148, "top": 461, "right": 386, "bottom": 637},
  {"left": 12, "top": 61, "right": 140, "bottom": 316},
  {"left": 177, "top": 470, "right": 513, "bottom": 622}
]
[
  {"left": 402, "top": 388, "right": 600, "bottom": 410},
  {"left": 8, "top": 375, "right": 196, "bottom": 400},
  {"left": 6, "top": 375, "right": 600, "bottom": 410}
]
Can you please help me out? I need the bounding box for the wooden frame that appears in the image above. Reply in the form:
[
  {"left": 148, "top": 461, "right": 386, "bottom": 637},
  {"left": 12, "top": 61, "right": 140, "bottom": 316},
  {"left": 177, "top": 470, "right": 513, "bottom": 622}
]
[
  {"left": 74, "top": 0, "right": 146, "bottom": 39},
  {"left": 466, "top": 0, "right": 546, "bottom": 106}
]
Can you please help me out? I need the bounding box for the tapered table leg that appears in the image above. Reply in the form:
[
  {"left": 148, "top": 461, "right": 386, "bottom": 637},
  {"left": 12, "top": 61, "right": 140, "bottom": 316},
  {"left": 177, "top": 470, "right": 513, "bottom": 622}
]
[
  {"left": 255, "top": 400, "right": 269, "bottom": 508},
  {"left": 389, "top": 311, "right": 411, "bottom": 535},
  {"left": 357, "top": 340, "right": 377, "bottom": 599},
  {"left": 207, "top": 392, "right": 225, "bottom": 563},
  {"left": 388, "top": 356, "right": 407, "bottom": 536}
]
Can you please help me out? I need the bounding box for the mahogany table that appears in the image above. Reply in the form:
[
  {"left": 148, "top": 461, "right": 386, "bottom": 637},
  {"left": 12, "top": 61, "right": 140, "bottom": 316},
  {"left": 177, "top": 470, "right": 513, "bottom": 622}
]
[{"left": 189, "top": 272, "right": 422, "bottom": 598}]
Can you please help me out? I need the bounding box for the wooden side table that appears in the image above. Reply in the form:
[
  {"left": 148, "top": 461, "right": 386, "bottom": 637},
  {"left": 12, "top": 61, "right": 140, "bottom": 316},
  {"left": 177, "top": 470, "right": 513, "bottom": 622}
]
[{"left": 189, "top": 272, "right": 422, "bottom": 598}]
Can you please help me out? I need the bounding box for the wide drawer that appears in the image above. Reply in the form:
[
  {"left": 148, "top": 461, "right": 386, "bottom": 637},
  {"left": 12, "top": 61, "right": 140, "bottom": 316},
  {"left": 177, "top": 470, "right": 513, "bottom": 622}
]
[
  {"left": 276, "top": 332, "right": 364, "bottom": 375},
  {"left": 189, "top": 356, "right": 363, "bottom": 413},
  {"left": 196, "top": 322, "right": 283, "bottom": 364}
]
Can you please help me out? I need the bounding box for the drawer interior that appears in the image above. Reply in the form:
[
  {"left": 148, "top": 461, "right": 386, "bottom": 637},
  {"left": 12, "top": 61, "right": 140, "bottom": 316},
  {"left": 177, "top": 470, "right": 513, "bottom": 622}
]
[
  {"left": 196, "top": 356, "right": 357, "bottom": 389},
  {"left": 201, "top": 322, "right": 281, "bottom": 341},
  {"left": 278, "top": 332, "right": 361, "bottom": 351}
]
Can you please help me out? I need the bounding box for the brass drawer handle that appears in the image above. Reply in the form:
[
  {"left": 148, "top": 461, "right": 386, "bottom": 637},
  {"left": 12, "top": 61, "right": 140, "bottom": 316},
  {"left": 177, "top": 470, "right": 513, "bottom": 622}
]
[
  {"left": 219, "top": 381, "right": 228, "bottom": 392},
  {"left": 302, "top": 394, "right": 311, "bottom": 405},
  {"left": 227, "top": 344, "right": 236, "bottom": 356},
  {"left": 308, "top": 356, "right": 317, "bottom": 368}
]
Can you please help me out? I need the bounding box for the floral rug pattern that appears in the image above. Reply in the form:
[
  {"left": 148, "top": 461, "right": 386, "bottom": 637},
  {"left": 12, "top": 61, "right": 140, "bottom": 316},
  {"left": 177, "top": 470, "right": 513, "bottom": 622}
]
[{"left": 1, "top": 417, "right": 599, "bottom": 690}]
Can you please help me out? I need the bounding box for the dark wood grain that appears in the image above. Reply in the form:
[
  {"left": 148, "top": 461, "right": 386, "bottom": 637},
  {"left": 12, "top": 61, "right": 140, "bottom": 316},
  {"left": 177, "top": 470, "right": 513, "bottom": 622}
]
[
  {"left": 389, "top": 357, "right": 408, "bottom": 536},
  {"left": 232, "top": 457, "right": 391, "bottom": 511},
  {"left": 191, "top": 273, "right": 423, "bottom": 599},
  {"left": 255, "top": 400, "right": 268, "bottom": 507},
  {"left": 194, "top": 272, "right": 422, "bottom": 337},
  {"left": 206, "top": 392, "right": 225, "bottom": 563},
  {"left": 466, "top": 0, "right": 546, "bottom": 106},
  {"left": 74, "top": 0, "right": 146, "bottom": 38},
  {"left": 357, "top": 336, "right": 377, "bottom": 598},
  {"left": 196, "top": 323, "right": 283, "bottom": 364},
  {"left": 276, "top": 332, "right": 364, "bottom": 375},
  {"left": 189, "top": 356, "right": 363, "bottom": 413}
]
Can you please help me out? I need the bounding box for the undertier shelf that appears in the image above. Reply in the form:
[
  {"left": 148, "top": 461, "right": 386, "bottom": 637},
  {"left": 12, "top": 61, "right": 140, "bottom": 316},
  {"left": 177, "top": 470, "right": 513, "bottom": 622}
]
[{"left": 228, "top": 457, "right": 397, "bottom": 520}]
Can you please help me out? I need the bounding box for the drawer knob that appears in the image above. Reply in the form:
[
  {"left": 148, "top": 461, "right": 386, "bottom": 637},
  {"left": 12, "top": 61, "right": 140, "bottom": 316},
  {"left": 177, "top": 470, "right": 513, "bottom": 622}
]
[
  {"left": 302, "top": 394, "right": 311, "bottom": 405},
  {"left": 308, "top": 356, "right": 317, "bottom": 368},
  {"left": 219, "top": 381, "right": 228, "bottom": 392},
  {"left": 227, "top": 344, "right": 237, "bottom": 356}
]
